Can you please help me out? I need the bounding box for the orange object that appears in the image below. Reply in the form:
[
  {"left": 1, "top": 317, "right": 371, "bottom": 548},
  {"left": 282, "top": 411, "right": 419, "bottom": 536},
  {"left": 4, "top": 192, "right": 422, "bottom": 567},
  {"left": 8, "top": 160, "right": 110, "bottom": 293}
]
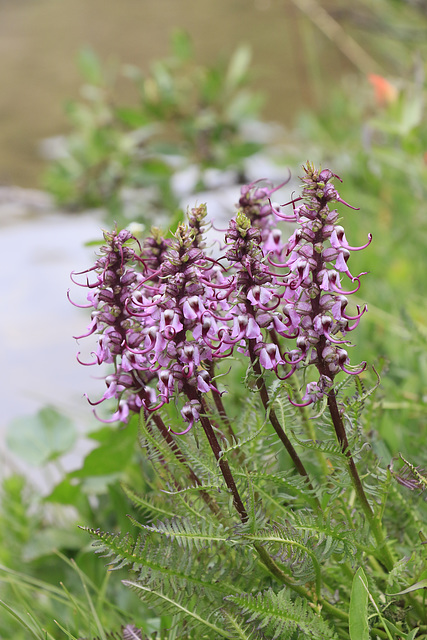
[{"left": 368, "top": 74, "right": 398, "bottom": 106}]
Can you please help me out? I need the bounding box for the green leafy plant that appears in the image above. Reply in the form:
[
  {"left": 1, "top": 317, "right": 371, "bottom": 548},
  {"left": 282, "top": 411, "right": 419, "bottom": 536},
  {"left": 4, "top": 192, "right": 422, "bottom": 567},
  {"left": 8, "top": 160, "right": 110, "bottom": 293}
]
[
  {"left": 66, "top": 166, "right": 427, "bottom": 638},
  {"left": 5, "top": 8, "right": 427, "bottom": 637},
  {"left": 44, "top": 31, "right": 265, "bottom": 223},
  {"left": 0, "top": 409, "right": 156, "bottom": 639}
]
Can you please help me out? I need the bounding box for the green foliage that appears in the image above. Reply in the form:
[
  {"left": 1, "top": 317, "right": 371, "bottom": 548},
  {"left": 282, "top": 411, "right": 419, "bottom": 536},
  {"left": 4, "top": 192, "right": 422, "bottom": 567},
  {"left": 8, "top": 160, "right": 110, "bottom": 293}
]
[
  {"left": 44, "top": 31, "right": 265, "bottom": 223},
  {"left": 349, "top": 568, "right": 370, "bottom": 640},
  {"left": 6, "top": 406, "right": 77, "bottom": 465},
  {"left": 0, "top": 408, "right": 156, "bottom": 639},
  {"left": 226, "top": 588, "right": 338, "bottom": 639},
  {"left": 70, "top": 378, "right": 427, "bottom": 639},
  {"left": 5, "top": 5, "right": 427, "bottom": 638}
]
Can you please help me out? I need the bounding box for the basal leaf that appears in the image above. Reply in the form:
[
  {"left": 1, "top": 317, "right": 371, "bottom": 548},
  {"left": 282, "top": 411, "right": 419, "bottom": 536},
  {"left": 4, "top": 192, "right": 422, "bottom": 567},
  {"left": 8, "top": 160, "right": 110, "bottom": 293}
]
[
  {"left": 70, "top": 418, "right": 138, "bottom": 477},
  {"left": 349, "top": 567, "right": 369, "bottom": 640}
]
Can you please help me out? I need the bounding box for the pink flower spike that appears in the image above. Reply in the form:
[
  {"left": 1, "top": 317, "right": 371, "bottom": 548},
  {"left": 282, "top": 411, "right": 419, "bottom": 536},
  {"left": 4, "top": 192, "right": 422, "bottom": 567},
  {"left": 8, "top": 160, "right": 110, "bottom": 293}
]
[
  {"left": 93, "top": 410, "right": 121, "bottom": 424},
  {"left": 73, "top": 319, "right": 98, "bottom": 340},
  {"left": 283, "top": 350, "right": 305, "bottom": 366},
  {"left": 335, "top": 251, "right": 349, "bottom": 274},
  {"left": 270, "top": 204, "right": 299, "bottom": 222},
  {"left": 267, "top": 255, "right": 291, "bottom": 269},
  {"left": 274, "top": 365, "right": 296, "bottom": 381},
  {"left": 280, "top": 195, "right": 303, "bottom": 208},
  {"left": 258, "top": 343, "right": 280, "bottom": 370},
  {"left": 323, "top": 330, "right": 350, "bottom": 345},
  {"left": 330, "top": 276, "right": 362, "bottom": 296},
  {"left": 94, "top": 401, "right": 130, "bottom": 424},
  {"left": 145, "top": 397, "right": 168, "bottom": 413},
  {"left": 245, "top": 317, "right": 261, "bottom": 339},
  {"left": 336, "top": 196, "right": 359, "bottom": 211},
  {"left": 288, "top": 395, "right": 313, "bottom": 407},
  {"left": 342, "top": 304, "right": 368, "bottom": 322},
  {"left": 197, "top": 374, "right": 211, "bottom": 393},
  {"left": 345, "top": 314, "right": 363, "bottom": 332},
  {"left": 85, "top": 393, "right": 108, "bottom": 407}
]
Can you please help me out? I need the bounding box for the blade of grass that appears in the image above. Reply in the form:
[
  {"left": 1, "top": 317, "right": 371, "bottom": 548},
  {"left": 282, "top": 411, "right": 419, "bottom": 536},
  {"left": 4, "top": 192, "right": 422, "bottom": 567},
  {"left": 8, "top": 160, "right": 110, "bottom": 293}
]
[
  {"left": 0, "top": 597, "right": 42, "bottom": 639},
  {"left": 69, "top": 557, "right": 108, "bottom": 640},
  {"left": 349, "top": 568, "right": 369, "bottom": 640},
  {"left": 53, "top": 618, "right": 80, "bottom": 640}
]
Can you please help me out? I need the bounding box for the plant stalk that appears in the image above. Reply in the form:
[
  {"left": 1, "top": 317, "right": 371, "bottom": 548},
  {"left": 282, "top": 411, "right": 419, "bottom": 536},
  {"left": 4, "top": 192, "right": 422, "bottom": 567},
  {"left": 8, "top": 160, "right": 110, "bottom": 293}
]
[
  {"left": 248, "top": 340, "right": 320, "bottom": 509},
  {"left": 150, "top": 411, "right": 221, "bottom": 516},
  {"left": 327, "top": 388, "right": 394, "bottom": 571},
  {"left": 197, "top": 395, "right": 248, "bottom": 523}
]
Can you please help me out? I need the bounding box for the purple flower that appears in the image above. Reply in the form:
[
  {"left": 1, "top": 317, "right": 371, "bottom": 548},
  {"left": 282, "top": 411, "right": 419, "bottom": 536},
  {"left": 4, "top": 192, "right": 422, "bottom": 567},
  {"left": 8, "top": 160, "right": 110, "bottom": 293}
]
[
  {"left": 275, "top": 163, "right": 371, "bottom": 405},
  {"left": 237, "top": 180, "right": 288, "bottom": 256},
  {"left": 72, "top": 165, "right": 371, "bottom": 424},
  {"left": 72, "top": 206, "right": 229, "bottom": 430}
]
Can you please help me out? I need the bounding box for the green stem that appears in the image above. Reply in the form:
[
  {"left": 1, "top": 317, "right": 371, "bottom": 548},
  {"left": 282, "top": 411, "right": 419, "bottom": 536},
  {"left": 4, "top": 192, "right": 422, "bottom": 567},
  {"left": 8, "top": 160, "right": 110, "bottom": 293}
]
[
  {"left": 289, "top": 374, "right": 331, "bottom": 477},
  {"left": 269, "top": 329, "right": 330, "bottom": 477},
  {"left": 327, "top": 389, "right": 394, "bottom": 571},
  {"left": 208, "top": 364, "right": 246, "bottom": 467}
]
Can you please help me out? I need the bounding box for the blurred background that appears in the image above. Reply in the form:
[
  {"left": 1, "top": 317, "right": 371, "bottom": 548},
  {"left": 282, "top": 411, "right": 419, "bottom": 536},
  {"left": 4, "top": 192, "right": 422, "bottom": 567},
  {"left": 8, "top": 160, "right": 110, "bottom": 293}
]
[
  {"left": 2, "top": 0, "right": 427, "bottom": 474},
  {"left": 2, "top": 1, "right": 427, "bottom": 637},
  {"left": 1, "top": 0, "right": 362, "bottom": 437},
  {"left": 3, "top": 0, "right": 427, "bottom": 469},
  {"left": 0, "top": 0, "right": 356, "bottom": 186}
]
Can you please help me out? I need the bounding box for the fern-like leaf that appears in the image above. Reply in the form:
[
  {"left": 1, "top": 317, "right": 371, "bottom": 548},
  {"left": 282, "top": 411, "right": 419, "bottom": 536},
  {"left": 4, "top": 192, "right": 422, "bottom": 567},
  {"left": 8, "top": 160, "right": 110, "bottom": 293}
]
[
  {"left": 238, "top": 524, "right": 322, "bottom": 595},
  {"left": 123, "top": 580, "right": 233, "bottom": 639},
  {"left": 121, "top": 484, "right": 178, "bottom": 522},
  {"left": 226, "top": 588, "right": 338, "bottom": 640},
  {"left": 130, "top": 516, "right": 230, "bottom": 551}
]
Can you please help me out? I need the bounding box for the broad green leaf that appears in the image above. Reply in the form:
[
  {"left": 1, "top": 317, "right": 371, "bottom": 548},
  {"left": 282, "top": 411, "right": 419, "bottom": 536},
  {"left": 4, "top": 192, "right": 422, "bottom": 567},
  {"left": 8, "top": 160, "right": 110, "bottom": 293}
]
[
  {"left": 70, "top": 417, "right": 138, "bottom": 477},
  {"left": 349, "top": 567, "right": 369, "bottom": 640},
  {"left": 47, "top": 477, "right": 82, "bottom": 503},
  {"left": 6, "top": 407, "right": 77, "bottom": 465}
]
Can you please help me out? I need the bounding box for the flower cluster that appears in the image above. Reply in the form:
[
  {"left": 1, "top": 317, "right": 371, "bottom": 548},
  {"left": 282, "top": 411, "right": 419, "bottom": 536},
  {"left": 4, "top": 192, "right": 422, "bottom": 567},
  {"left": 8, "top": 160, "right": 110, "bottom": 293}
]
[
  {"left": 72, "top": 164, "right": 370, "bottom": 428},
  {"left": 275, "top": 163, "right": 371, "bottom": 405},
  {"left": 238, "top": 179, "right": 286, "bottom": 257},
  {"left": 71, "top": 229, "right": 144, "bottom": 422},
  {"left": 72, "top": 206, "right": 229, "bottom": 430},
  {"left": 220, "top": 211, "right": 296, "bottom": 375}
]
